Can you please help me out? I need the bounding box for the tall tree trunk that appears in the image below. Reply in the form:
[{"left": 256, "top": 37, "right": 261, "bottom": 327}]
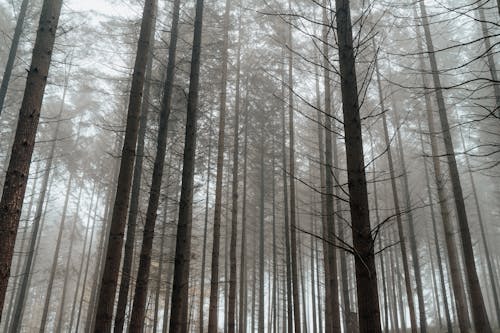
[
  {"left": 459, "top": 124, "right": 500, "bottom": 326},
  {"left": 373, "top": 47, "right": 417, "bottom": 333},
  {"left": 93, "top": 0, "right": 157, "bottom": 329},
  {"left": 413, "top": 12, "right": 471, "bottom": 332},
  {"left": 0, "top": 0, "right": 63, "bottom": 317},
  {"left": 0, "top": 0, "right": 29, "bottom": 115},
  {"left": 335, "top": 0, "right": 382, "bottom": 331},
  {"left": 258, "top": 113, "right": 266, "bottom": 333},
  {"left": 418, "top": 2, "right": 492, "bottom": 332},
  {"left": 280, "top": 55, "right": 293, "bottom": 333},
  {"left": 320, "top": 4, "right": 340, "bottom": 332},
  {"left": 418, "top": 116, "right": 453, "bottom": 333},
  {"left": 128, "top": 0, "right": 180, "bottom": 329},
  {"left": 286, "top": 4, "right": 302, "bottom": 331},
  {"left": 238, "top": 99, "right": 249, "bottom": 333},
  {"left": 113, "top": 11, "right": 156, "bottom": 331},
  {"left": 228, "top": 17, "right": 242, "bottom": 333},
  {"left": 199, "top": 109, "right": 214, "bottom": 333},
  {"left": 207, "top": 0, "right": 231, "bottom": 331},
  {"left": 168, "top": 0, "right": 205, "bottom": 330}
]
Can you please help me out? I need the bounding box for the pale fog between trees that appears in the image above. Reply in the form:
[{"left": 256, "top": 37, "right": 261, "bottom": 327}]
[{"left": 0, "top": 0, "right": 498, "bottom": 332}]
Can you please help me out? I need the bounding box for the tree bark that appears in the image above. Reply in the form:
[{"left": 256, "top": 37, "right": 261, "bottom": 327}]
[
  {"left": 168, "top": 0, "right": 205, "bottom": 330},
  {"left": 335, "top": 0, "right": 382, "bottom": 331},
  {"left": 0, "top": 0, "right": 63, "bottom": 318}
]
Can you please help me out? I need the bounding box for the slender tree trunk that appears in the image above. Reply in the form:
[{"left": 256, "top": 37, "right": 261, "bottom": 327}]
[
  {"left": 128, "top": 0, "right": 180, "bottom": 328},
  {"left": 228, "top": 17, "right": 242, "bottom": 333},
  {"left": 0, "top": 0, "right": 29, "bottom": 115},
  {"left": 199, "top": 109, "right": 214, "bottom": 333},
  {"left": 419, "top": 2, "right": 492, "bottom": 332},
  {"left": 413, "top": 14, "right": 471, "bottom": 333},
  {"left": 286, "top": 5, "right": 302, "bottom": 331},
  {"left": 238, "top": 99, "right": 249, "bottom": 333},
  {"left": 388, "top": 229, "right": 400, "bottom": 333},
  {"left": 459, "top": 124, "right": 500, "bottom": 326},
  {"left": 418, "top": 116, "right": 453, "bottom": 333},
  {"left": 280, "top": 55, "right": 293, "bottom": 333},
  {"left": 258, "top": 114, "right": 266, "bottom": 333},
  {"left": 0, "top": 0, "right": 63, "bottom": 317},
  {"left": 168, "top": 0, "right": 205, "bottom": 330},
  {"left": 114, "top": 13, "right": 156, "bottom": 332},
  {"left": 335, "top": 0, "right": 382, "bottom": 331},
  {"left": 207, "top": 0, "right": 231, "bottom": 331}
]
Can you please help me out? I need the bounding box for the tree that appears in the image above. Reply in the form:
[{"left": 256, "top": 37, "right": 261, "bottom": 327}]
[
  {"left": 0, "top": 0, "right": 63, "bottom": 318},
  {"left": 335, "top": 0, "right": 382, "bottom": 331}
]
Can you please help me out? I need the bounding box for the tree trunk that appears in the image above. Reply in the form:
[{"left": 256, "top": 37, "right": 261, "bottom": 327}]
[
  {"left": 168, "top": 0, "right": 205, "bottom": 330},
  {"left": 238, "top": 98, "right": 249, "bottom": 333},
  {"left": 113, "top": 13, "right": 156, "bottom": 332},
  {"left": 0, "top": 0, "right": 29, "bottom": 115},
  {"left": 335, "top": 0, "right": 382, "bottom": 331},
  {"left": 258, "top": 112, "right": 266, "bottom": 333},
  {"left": 0, "top": 0, "right": 63, "bottom": 318},
  {"left": 207, "top": 0, "right": 231, "bottom": 331},
  {"left": 228, "top": 17, "right": 242, "bottom": 333},
  {"left": 128, "top": 0, "right": 180, "bottom": 329},
  {"left": 418, "top": 2, "right": 492, "bottom": 332}
]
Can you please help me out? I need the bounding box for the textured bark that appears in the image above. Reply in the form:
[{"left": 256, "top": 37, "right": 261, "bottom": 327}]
[
  {"left": 0, "top": 0, "right": 29, "bottom": 115},
  {"left": 92, "top": 0, "right": 157, "bottom": 330},
  {"left": 207, "top": 0, "right": 231, "bottom": 331},
  {"left": 0, "top": 0, "right": 63, "bottom": 318},
  {"left": 228, "top": 18, "right": 242, "bottom": 333},
  {"left": 128, "top": 0, "right": 180, "bottom": 329},
  {"left": 419, "top": 2, "right": 492, "bottom": 332},
  {"left": 335, "top": 0, "right": 382, "bottom": 331},
  {"left": 168, "top": 0, "right": 205, "bottom": 330}
]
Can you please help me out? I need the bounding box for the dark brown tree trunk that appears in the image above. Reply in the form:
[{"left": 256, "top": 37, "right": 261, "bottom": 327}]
[
  {"left": 207, "top": 0, "right": 231, "bottom": 331},
  {"left": 128, "top": 0, "right": 180, "bottom": 329},
  {"left": 0, "top": 0, "right": 63, "bottom": 318},
  {"left": 419, "top": 2, "right": 492, "bottom": 332},
  {"left": 335, "top": 0, "right": 382, "bottom": 331},
  {"left": 228, "top": 16, "right": 242, "bottom": 333},
  {"left": 93, "top": 0, "right": 157, "bottom": 330},
  {"left": 0, "top": 0, "right": 29, "bottom": 115},
  {"left": 168, "top": 0, "right": 205, "bottom": 330}
]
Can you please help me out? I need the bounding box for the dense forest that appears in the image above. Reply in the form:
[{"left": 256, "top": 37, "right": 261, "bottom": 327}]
[{"left": 0, "top": 0, "right": 498, "bottom": 332}]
